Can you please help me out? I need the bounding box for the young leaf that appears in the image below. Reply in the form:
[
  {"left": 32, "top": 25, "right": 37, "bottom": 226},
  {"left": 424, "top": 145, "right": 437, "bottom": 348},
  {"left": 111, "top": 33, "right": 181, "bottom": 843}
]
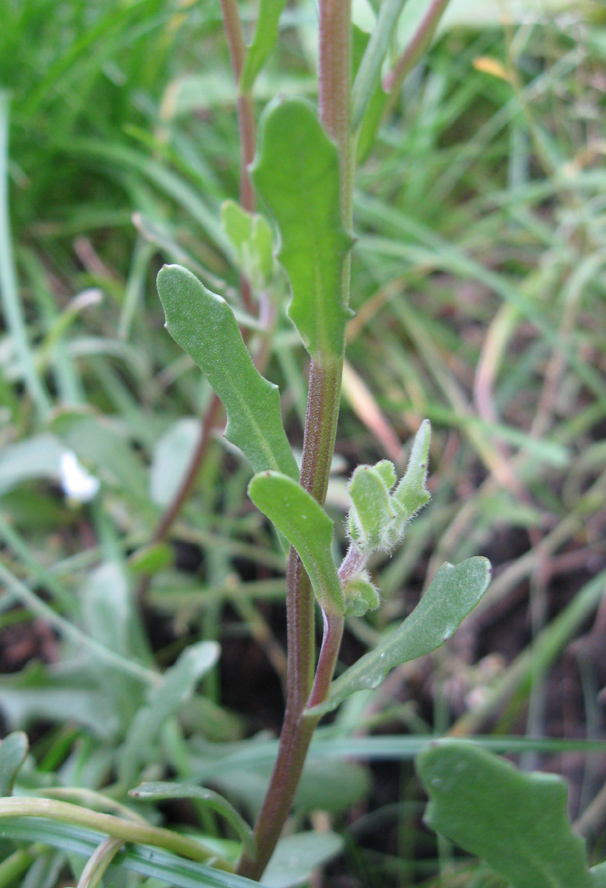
[
  {"left": 392, "top": 418, "right": 431, "bottom": 526},
  {"left": 157, "top": 265, "right": 297, "bottom": 479},
  {"left": 416, "top": 740, "right": 592, "bottom": 888},
  {"left": 131, "top": 782, "right": 254, "bottom": 856},
  {"left": 240, "top": 0, "right": 288, "bottom": 92},
  {"left": 0, "top": 732, "right": 28, "bottom": 796},
  {"left": 347, "top": 461, "right": 396, "bottom": 551},
  {"left": 307, "top": 557, "right": 491, "bottom": 716},
  {"left": 342, "top": 573, "right": 381, "bottom": 617},
  {"left": 252, "top": 99, "right": 354, "bottom": 359},
  {"left": 248, "top": 472, "right": 344, "bottom": 615}
]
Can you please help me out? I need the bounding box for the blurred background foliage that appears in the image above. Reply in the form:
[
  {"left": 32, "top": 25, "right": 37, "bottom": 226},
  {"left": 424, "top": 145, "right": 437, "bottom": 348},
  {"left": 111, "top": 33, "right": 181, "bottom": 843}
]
[{"left": 0, "top": 0, "right": 606, "bottom": 885}]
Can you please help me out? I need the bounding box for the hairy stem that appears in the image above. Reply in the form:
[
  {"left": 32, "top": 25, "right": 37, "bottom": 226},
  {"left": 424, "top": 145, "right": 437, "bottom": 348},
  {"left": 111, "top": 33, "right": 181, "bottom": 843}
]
[{"left": 237, "top": 0, "right": 353, "bottom": 878}]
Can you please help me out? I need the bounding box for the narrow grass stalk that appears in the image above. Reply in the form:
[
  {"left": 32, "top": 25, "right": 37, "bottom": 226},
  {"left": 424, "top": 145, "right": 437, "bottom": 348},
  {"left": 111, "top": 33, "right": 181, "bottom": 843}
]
[
  {"left": 0, "top": 92, "right": 52, "bottom": 421},
  {"left": 0, "top": 798, "right": 230, "bottom": 869}
]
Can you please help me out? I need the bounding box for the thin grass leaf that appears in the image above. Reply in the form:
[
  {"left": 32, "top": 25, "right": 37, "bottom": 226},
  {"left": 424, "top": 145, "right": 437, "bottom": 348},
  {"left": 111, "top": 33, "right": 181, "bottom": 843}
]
[{"left": 0, "top": 93, "right": 51, "bottom": 421}]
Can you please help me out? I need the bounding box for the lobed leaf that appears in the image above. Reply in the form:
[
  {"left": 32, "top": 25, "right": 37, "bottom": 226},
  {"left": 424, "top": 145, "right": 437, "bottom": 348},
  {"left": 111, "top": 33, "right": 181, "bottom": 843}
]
[
  {"left": 416, "top": 740, "right": 592, "bottom": 888},
  {"left": 307, "top": 557, "right": 491, "bottom": 716},
  {"left": 157, "top": 265, "right": 297, "bottom": 479},
  {"left": 248, "top": 472, "right": 344, "bottom": 615},
  {"left": 252, "top": 100, "right": 354, "bottom": 359}
]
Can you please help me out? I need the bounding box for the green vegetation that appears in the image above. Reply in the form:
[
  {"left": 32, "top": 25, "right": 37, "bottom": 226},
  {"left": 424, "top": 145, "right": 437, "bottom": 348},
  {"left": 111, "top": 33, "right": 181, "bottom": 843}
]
[{"left": 1, "top": 0, "right": 605, "bottom": 885}]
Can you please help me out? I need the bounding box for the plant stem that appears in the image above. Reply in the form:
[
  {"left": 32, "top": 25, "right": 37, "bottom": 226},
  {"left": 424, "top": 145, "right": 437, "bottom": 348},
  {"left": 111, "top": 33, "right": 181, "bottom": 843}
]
[
  {"left": 382, "top": 0, "right": 450, "bottom": 94},
  {"left": 237, "top": 0, "right": 353, "bottom": 879},
  {"left": 220, "top": 0, "right": 256, "bottom": 216}
]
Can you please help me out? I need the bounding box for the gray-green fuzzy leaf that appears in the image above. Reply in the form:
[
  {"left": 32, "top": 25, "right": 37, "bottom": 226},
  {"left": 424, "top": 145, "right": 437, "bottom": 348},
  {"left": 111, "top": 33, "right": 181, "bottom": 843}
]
[
  {"left": 119, "top": 641, "right": 220, "bottom": 786},
  {"left": 157, "top": 265, "right": 297, "bottom": 479},
  {"left": 248, "top": 472, "right": 344, "bottom": 615},
  {"left": 252, "top": 100, "right": 354, "bottom": 359},
  {"left": 347, "top": 460, "right": 396, "bottom": 551},
  {"left": 392, "top": 418, "right": 431, "bottom": 523},
  {"left": 307, "top": 557, "right": 491, "bottom": 716},
  {"left": 416, "top": 740, "right": 592, "bottom": 888}
]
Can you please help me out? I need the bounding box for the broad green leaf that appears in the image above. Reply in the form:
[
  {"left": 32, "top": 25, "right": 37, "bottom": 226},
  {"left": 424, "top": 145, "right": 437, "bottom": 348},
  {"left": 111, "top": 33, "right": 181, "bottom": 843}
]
[
  {"left": 248, "top": 472, "right": 344, "bottom": 615},
  {"left": 157, "top": 265, "right": 297, "bottom": 480},
  {"left": 240, "top": 0, "right": 288, "bottom": 92},
  {"left": 416, "top": 740, "right": 592, "bottom": 888},
  {"left": 261, "top": 832, "right": 343, "bottom": 888},
  {"left": 131, "top": 782, "right": 253, "bottom": 856},
  {"left": 307, "top": 557, "right": 491, "bottom": 716},
  {"left": 0, "top": 732, "right": 28, "bottom": 796},
  {"left": 119, "top": 641, "right": 220, "bottom": 786},
  {"left": 351, "top": 0, "right": 410, "bottom": 129},
  {"left": 252, "top": 100, "right": 354, "bottom": 359}
]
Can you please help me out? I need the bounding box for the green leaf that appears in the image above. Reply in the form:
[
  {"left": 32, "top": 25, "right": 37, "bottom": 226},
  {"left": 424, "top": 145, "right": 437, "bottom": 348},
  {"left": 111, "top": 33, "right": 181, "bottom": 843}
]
[
  {"left": 416, "top": 740, "right": 592, "bottom": 888},
  {"left": 591, "top": 862, "right": 606, "bottom": 887},
  {"left": 342, "top": 573, "right": 381, "bottom": 617},
  {"left": 307, "top": 557, "right": 491, "bottom": 716},
  {"left": 150, "top": 418, "right": 201, "bottom": 507},
  {"left": 351, "top": 0, "right": 410, "bottom": 129},
  {"left": 248, "top": 472, "right": 344, "bottom": 615},
  {"left": 252, "top": 100, "right": 354, "bottom": 359},
  {"left": 347, "top": 460, "right": 396, "bottom": 551},
  {"left": 119, "top": 641, "right": 220, "bottom": 787},
  {"left": 157, "top": 265, "right": 297, "bottom": 479},
  {"left": 240, "top": 0, "right": 288, "bottom": 92},
  {"left": 261, "top": 832, "right": 343, "bottom": 888},
  {"left": 130, "top": 782, "right": 254, "bottom": 857},
  {"left": 221, "top": 201, "right": 275, "bottom": 287},
  {"left": 0, "top": 732, "right": 28, "bottom": 796},
  {"left": 392, "top": 418, "right": 431, "bottom": 525}
]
